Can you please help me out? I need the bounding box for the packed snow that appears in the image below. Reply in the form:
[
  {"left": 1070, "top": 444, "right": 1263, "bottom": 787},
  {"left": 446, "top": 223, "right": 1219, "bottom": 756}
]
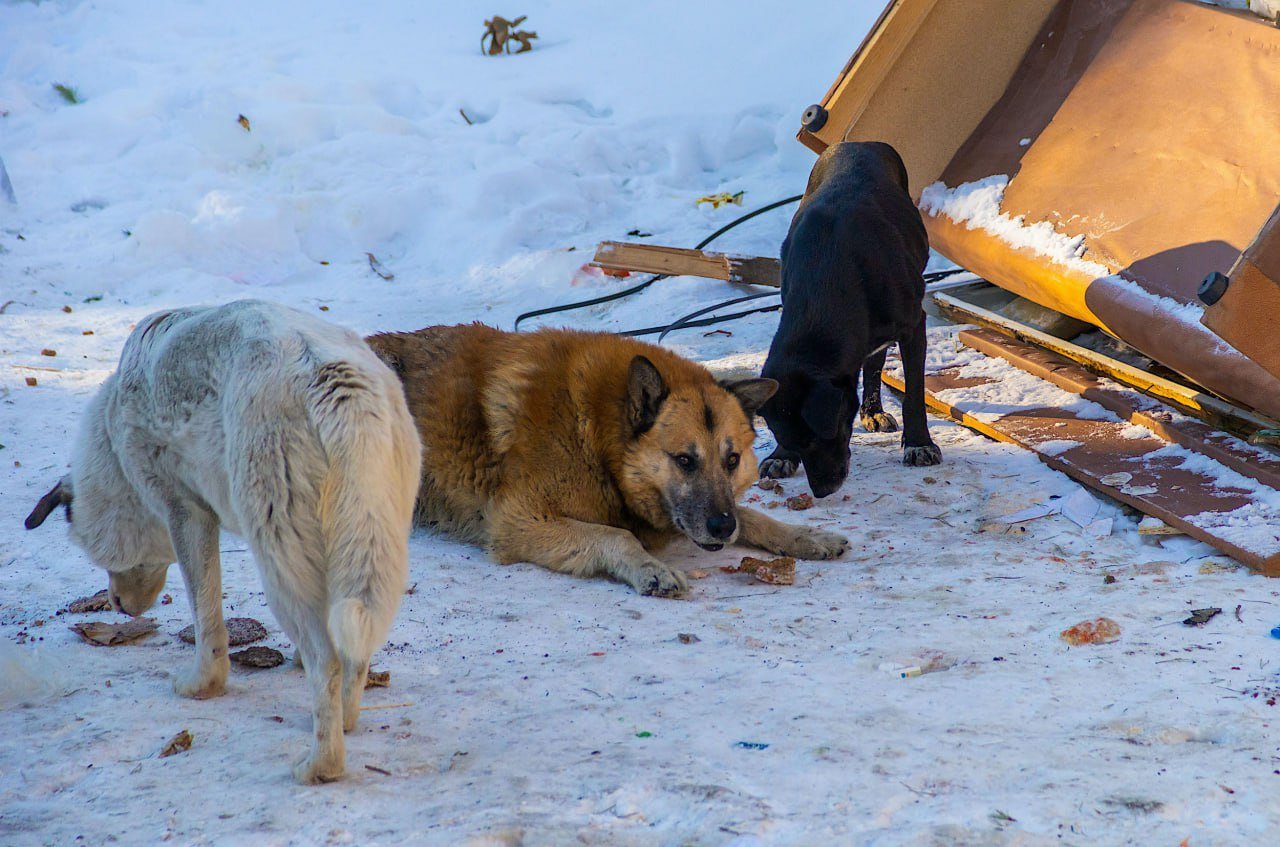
[{"left": 4, "top": 1, "right": 1280, "bottom": 845}]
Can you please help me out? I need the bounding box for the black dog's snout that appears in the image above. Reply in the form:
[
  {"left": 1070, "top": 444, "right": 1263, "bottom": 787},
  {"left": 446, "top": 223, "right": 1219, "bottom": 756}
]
[{"left": 706, "top": 513, "right": 736, "bottom": 540}]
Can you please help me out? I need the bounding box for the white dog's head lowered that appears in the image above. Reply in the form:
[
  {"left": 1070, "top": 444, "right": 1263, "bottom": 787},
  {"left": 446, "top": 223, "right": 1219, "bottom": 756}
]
[{"left": 25, "top": 384, "right": 176, "bottom": 617}]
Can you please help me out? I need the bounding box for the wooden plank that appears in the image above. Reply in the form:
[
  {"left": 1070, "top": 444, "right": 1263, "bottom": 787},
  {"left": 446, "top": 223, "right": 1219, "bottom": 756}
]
[
  {"left": 933, "top": 290, "right": 1280, "bottom": 436},
  {"left": 958, "top": 328, "right": 1280, "bottom": 492},
  {"left": 881, "top": 363, "right": 1280, "bottom": 576},
  {"left": 592, "top": 242, "right": 780, "bottom": 287}
]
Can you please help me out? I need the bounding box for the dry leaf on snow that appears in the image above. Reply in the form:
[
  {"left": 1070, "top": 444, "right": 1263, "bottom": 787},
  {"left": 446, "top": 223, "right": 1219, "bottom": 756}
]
[{"left": 70, "top": 617, "right": 157, "bottom": 646}]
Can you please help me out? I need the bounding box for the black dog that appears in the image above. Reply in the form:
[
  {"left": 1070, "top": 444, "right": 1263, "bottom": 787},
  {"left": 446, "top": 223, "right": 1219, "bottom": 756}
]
[{"left": 759, "top": 141, "right": 941, "bottom": 498}]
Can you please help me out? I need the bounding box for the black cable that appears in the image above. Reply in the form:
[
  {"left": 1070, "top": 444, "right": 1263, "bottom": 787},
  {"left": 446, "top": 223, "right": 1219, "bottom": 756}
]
[
  {"left": 620, "top": 303, "right": 782, "bottom": 338},
  {"left": 641, "top": 266, "right": 972, "bottom": 341},
  {"left": 513, "top": 194, "right": 803, "bottom": 330},
  {"left": 513, "top": 275, "right": 660, "bottom": 330},
  {"left": 656, "top": 290, "right": 781, "bottom": 342}
]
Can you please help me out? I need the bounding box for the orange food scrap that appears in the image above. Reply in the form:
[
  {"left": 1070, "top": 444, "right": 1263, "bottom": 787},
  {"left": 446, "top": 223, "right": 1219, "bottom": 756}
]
[{"left": 1060, "top": 617, "right": 1121, "bottom": 646}]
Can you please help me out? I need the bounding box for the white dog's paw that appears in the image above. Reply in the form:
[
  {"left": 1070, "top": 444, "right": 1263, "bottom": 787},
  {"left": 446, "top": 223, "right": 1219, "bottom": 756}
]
[
  {"left": 172, "top": 661, "right": 228, "bottom": 700},
  {"left": 774, "top": 527, "right": 850, "bottom": 560},
  {"left": 293, "top": 749, "right": 345, "bottom": 785}
]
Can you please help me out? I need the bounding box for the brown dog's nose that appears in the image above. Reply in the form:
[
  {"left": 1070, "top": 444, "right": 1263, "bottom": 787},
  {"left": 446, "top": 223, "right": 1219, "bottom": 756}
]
[{"left": 706, "top": 512, "right": 736, "bottom": 540}]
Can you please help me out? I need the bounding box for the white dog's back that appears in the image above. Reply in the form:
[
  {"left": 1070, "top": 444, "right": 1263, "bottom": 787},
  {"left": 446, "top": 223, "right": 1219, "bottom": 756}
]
[{"left": 66, "top": 300, "right": 421, "bottom": 783}]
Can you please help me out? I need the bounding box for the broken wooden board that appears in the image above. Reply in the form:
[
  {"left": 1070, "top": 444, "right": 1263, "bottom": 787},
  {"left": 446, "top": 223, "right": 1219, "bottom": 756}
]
[
  {"left": 881, "top": 349, "right": 1280, "bottom": 575},
  {"left": 958, "top": 328, "right": 1280, "bottom": 492},
  {"left": 592, "top": 242, "right": 780, "bottom": 287},
  {"left": 933, "top": 291, "right": 1280, "bottom": 437}
]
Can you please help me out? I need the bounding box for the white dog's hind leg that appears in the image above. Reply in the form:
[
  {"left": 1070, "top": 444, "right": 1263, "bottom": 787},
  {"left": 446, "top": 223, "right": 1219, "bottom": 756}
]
[
  {"left": 292, "top": 638, "right": 346, "bottom": 784},
  {"left": 169, "top": 507, "right": 230, "bottom": 699}
]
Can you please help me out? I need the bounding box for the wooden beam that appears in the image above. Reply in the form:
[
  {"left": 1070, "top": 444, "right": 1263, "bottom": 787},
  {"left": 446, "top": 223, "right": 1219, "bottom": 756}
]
[
  {"left": 881, "top": 363, "right": 1280, "bottom": 576},
  {"left": 592, "top": 242, "right": 780, "bottom": 287},
  {"left": 958, "top": 327, "right": 1280, "bottom": 492},
  {"left": 933, "top": 291, "right": 1280, "bottom": 436}
]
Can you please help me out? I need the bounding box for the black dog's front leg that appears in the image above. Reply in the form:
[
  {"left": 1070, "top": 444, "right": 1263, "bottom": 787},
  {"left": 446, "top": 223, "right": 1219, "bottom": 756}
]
[
  {"left": 899, "top": 315, "right": 942, "bottom": 466},
  {"left": 859, "top": 347, "right": 898, "bottom": 433},
  {"left": 760, "top": 446, "right": 802, "bottom": 479}
]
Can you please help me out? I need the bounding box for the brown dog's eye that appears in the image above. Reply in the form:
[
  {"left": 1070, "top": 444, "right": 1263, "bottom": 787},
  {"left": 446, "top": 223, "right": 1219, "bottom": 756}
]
[
  {"left": 726, "top": 453, "right": 740, "bottom": 471},
  {"left": 672, "top": 453, "right": 696, "bottom": 471}
]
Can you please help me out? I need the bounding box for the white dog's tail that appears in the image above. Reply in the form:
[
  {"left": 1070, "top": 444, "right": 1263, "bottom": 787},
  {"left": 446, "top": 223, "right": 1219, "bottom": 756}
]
[{"left": 307, "top": 360, "right": 421, "bottom": 667}]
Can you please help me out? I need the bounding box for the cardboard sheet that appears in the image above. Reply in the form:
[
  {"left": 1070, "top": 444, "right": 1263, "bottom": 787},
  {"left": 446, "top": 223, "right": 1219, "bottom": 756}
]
[{"left": 806, "top": 0, "right": 1280, "bottom": 417}]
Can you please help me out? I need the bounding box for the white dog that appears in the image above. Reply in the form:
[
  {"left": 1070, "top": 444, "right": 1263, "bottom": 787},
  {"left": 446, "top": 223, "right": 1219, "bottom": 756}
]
[{"left": 25, "top": 300, "right": 422, "bottom": 784}]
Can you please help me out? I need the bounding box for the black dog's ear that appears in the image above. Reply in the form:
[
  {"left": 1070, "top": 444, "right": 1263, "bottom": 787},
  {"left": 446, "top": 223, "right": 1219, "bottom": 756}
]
[
  {"left": 25, "top": 477, "right": 73, "bottom": 530},
  {"left": 800, "top": 381, "right": 849, "bottom": 441},
  {"left": 627, "top": 356, "right": 668, "bottom": 436},
  {"left": 721, "top": 378, "right": 778, "bottom": 420}
]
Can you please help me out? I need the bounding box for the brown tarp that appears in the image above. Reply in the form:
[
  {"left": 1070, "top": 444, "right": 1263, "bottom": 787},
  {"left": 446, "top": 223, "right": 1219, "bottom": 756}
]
[{"left": 802, "top": 0, "right": 1280, "bottom": 419}]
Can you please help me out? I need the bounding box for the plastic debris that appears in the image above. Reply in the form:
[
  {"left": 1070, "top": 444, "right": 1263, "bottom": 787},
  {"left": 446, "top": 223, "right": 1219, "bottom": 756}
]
[
  {"left": 696, "top": 191, "right": 744, "bottom": 209},
  {"left": 1060, "top": 489, "right": 1100, "bottom": 528},
  {"left": 1099, "top": 472, "right": 1133, "bottom": 487}
]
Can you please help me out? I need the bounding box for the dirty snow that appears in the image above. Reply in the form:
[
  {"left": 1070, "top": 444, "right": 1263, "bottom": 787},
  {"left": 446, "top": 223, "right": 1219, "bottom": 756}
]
[{"left": 4, "top": 1, "right": 1280, "bottom": 845}]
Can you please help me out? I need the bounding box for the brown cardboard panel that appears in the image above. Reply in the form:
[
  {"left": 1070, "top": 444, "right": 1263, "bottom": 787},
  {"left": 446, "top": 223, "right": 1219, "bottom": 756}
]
[
  {"left": 809, "top": 0, "right": 1056, "bottom": 198},
  {"left": 882, "top": 363, "right": 1280, "bottom": 575},
  {"left": 813, "top": 0, "right": 1280, "bottom": 415},
  {"left": 989, "top": 0, "right": 1280, "bottom": 296},
  {"left": 958, "top": 328, "right": 1280, "bottom": 491}
]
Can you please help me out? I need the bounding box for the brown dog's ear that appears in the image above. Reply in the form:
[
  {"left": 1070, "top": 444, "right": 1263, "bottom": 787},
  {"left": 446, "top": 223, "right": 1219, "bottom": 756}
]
[
  {"left": 25, "top": 477, "right": 73, "bottom": 530},
  {"left": 722, "top": 378, "right": 778, "bottom": 419},
  {"left": 627, "top": 356, "right": 668, "bottom": 436}
]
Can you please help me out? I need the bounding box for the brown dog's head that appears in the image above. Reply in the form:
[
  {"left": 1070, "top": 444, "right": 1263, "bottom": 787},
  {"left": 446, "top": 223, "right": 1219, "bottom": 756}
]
[{"left": 619, "top": 356, "right": 776, "bottom": 550}]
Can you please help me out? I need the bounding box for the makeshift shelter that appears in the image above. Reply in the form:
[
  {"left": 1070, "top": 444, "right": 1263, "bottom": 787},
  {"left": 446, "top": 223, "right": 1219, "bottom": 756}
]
[{"left": 797, "top": 0, "right": 1280, "bottom": 417}]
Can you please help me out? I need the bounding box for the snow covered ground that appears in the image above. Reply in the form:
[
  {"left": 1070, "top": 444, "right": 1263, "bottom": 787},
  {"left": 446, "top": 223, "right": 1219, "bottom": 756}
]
[{"left": 2, "top": 1, "right": 1280, "bottom": 844}]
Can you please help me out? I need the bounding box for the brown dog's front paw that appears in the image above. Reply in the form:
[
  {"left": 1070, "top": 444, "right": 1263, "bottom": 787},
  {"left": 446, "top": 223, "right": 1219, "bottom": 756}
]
[
  {"left": 784, "top": 527, "right": 850, "bottom": 560},
  {"left": 903, "top": 444, "right": 942, "bottom": 466},
  {"left": 861, "top": 411, "right": 898, "bottom": 433},
  {"left": 631, "top": 561, "right": 689, "bottom": 598}
]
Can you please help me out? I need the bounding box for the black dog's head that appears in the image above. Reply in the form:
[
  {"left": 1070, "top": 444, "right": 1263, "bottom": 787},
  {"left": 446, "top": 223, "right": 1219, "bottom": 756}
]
[{"left": 760, "top": 372, "right": 854, "bottom": 498}]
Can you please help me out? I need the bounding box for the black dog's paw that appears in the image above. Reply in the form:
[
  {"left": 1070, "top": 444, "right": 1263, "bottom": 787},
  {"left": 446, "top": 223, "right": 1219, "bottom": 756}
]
[
  {"left": 760, "top": 449, "right": 799, "bottom": 479},
  {"left": 760, "top": 457, "right": 797, "bottom": 478},
  {"left": 861, "top": 411, "right": 898, "bottom": 433},
  {"left": 903, "top": 444, "right": 942, "bottom": 466}
]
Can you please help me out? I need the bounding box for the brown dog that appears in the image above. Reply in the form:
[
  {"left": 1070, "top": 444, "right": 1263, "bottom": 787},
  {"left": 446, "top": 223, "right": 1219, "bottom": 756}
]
[{"left": 365, "top": 325, "right": 849, "bottom": 596}]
